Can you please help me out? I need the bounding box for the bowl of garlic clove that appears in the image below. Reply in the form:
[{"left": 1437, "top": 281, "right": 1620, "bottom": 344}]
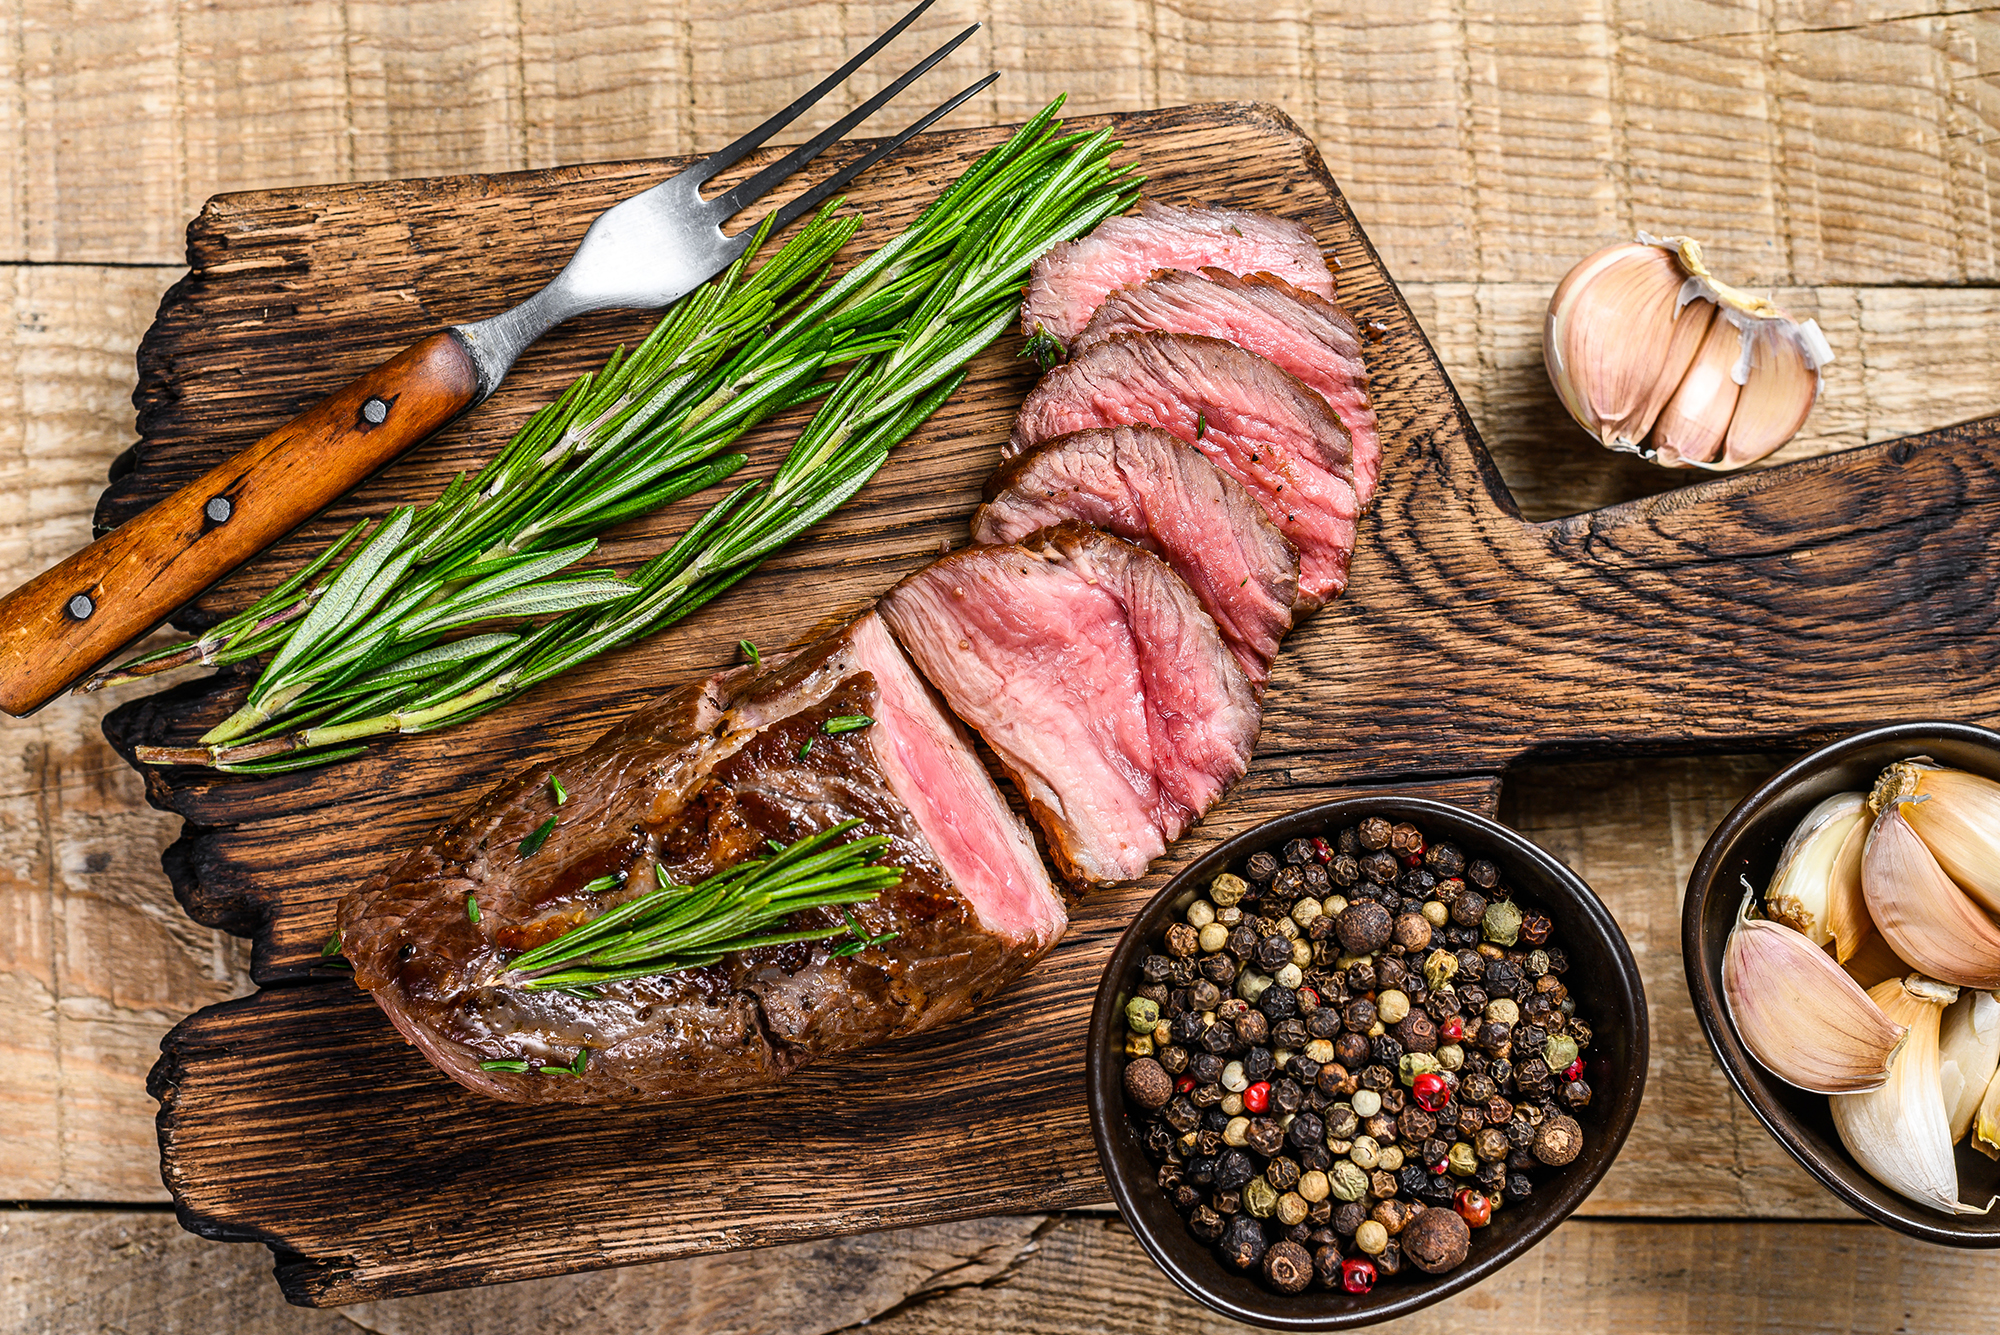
[
  {"left": 1684, "top": 721, "right": 2000, "bottom": 1246},
  {"left": 1545, "top": 234, "right": 1833, "bottom": 470}
]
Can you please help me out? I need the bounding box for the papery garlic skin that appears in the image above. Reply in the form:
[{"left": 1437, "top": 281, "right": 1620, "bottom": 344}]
[
  {"left": 1974, "top": 1064, "right": 2000, "bottom": 1160},
  {"left": 1939, "top": 990, "right": 2000, "bottom": 1142},
  {"left": 1544, "top": 233, "right": 1832, "bottom": 472},
  {"left": 1873, "top": 762, "right": 2000, "bottom": 918},
  {"left": 1830, "top": 975, "right": 1984, "bottom": 1215},
  {"left": 1724, "top": 886, "right": 1905, "bottom": 1093},
  {"left": 1862, "top": 799, "right": 2000, "bottom": 989},
  {"left": 1764, "top": 792, "right": 1870, "bottom": 958}
]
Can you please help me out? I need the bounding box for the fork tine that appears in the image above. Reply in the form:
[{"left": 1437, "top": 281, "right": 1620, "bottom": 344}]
[
  {"left": 755, "top": 71, "right": 1002, "bottom": 239},
  {"left": 685, "top": 0, "right": 941, "bottom": 189},
  {"left": 705, "top": 21, "right": 983, "bottom": 223}
]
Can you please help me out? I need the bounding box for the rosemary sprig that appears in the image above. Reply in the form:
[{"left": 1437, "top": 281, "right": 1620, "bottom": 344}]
[
  {"left": 502, "top": 819, "right": 901, "bottom": 990},
  {"left": 127, "top": 98, "right": 1139, "bottom": 773}
]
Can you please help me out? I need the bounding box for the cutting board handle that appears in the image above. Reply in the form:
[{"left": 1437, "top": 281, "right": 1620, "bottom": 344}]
[{"left": 0, "top": 330, "right": 480, "bottom": 717}]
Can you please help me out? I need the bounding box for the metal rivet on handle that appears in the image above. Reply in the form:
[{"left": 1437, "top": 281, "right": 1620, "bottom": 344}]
[
  {"left": 66, "top": 593, "right": 95, "bottom": 621},
  {"left": 362, "top": 397, "right": 390, "bottom": 425},
  {"left": 204, "top": 495, "right": 234, "bottom": 524}
]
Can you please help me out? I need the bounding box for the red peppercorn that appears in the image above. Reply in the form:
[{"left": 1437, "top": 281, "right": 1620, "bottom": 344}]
[
  {"left": 1341, "top": 1257, "right": 1377, "bottom": 1294},
  {"left": 1455, "top": 1188, "right": 1492, "bottom": 1228},
  {"left": 1404, "top": 852, "right": 1423, "bottom": 868},
  {"left": 1564, "top": 1058, "right": 1584, "bottom": 1081},
  {"left": 1175, "top": 1074, "right": 1198, "bottom": 1094},
  {"left": 1440, "top": 1015, "right": 1464, "bottom": 1042},
  {"left": 1412, "top": 1071, "right": 1450, "bottom": 1112},
  {"left": 1312, "top": 836, "right": 1334, "bottom": 864},
  {"left": 1242, "top": 1081, "right": 1271, "bottom": 1114}
]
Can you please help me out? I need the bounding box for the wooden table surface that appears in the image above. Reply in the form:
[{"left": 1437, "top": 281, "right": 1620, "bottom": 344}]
[{"left": 6, "top": 2, "right": 2000, "bottom": 1330}]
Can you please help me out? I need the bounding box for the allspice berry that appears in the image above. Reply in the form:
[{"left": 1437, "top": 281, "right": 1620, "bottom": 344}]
[
  {"left": 1401, "top": 1203, "right": 1471, "bottom": 1273},
  {"left": 1393, "top": 912, "right": 1433, "bottom": 950},
  {"left": 1263, "top": 1239, "right": 1313, "bottom": 1293},
  {"left": 1123, "top": 1057, "right": 1172, "bottom": 1110},
  {"left": 1533, "top": 1113, "right": 1584, "bottom": 1166},
  {"left": 1337, "top": 900, "right": 1394, "bottom": 954}
]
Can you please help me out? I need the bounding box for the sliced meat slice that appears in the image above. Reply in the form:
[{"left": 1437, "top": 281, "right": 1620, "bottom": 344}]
[
  {"left": 1022, "top": 201, "right": 1334, "bottom": 348},
  {"left": 1073, "top": 267, "right": 1383, "bottom": 509},
  {"left": 1009, "top": 331, "right": 1359, "bottom": 609},
  {"left": 973, "top": 426, "right": 1297, "bottom": 689},
  {"left": 338, "top": 613, "right": 1063, "bottom": 1105},
  {"left": 879, "top": 523, "right": 1259, "bottom": 884}
]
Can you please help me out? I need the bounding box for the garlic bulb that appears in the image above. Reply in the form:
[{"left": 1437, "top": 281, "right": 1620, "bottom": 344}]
[
  {"left": 1831, "top": 976, "right": 1987, "bottom": 1214},
  {"left": 1723, "top": 885, "right": 1905, "bottom": 1093},
  {"left": 1764, "top": 791, "right": 1871, "bottom": 961},
  {"left": 1873, "top": 762, "right": 2000, "bottom": 918},
  {"left": 1861, "top": 798, "right": 2000, "bottom": 989},
  {"left": 1939, "top": 990, "right": 2000, "bottom": 1141},
  {"left": 1544, "top": 234, "right": 1832, "bottom": 471}
]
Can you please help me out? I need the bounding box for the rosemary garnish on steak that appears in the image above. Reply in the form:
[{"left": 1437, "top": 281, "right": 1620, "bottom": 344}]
[{"left": 502, "top": 819, "right": 902, "bottom": 990}]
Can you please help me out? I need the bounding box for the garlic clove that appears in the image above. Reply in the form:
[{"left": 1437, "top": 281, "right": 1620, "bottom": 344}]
[
  {"left": 1712, "top": 317, "right": 1830, "bottom": 470},
  {"left": 1862, "top": 799, "right": 2000, "bottom": 989},
  {"left": 1842, "top": 921, "right": 1909, "bottom": 992},
  {"left": 1764, "top": 792, "right": 1870, "bottom": 955},
  {"left": 1544, "top": 243, "right": 1710, "bottom": 452},
  {"left": 1873, "top": 761, "right": 2000, "bottom": 918},
  {"left": 1975, "top": 1064, "right": 2000, "bottom": 1160},
  {"left": 1831, "top": 975, "right": 1992, "bottom": 1214},
  {"left": 1939, "top": 990, "right": 2000, "bottom": 1142},
  {"left": 1650, "top": 311, "right": 1741, "bottom": 468},
  {"left": 1723, "top": 884, "right": 1905, "bottom": 1093}
]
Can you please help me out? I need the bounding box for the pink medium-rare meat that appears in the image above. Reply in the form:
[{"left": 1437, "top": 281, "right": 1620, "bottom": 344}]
[
  {"left": 1072, "top": 267, "right": 1383, "bottom": 509},
  {"left": 338, "top": 613, "right": 1062, "bottom": 1104},
  {"left": 972, "top": 425, "right": 1297, "bottom": 689},
  {"left": 1008, "top": 331, "right": 1359, "bottom": 610},
  {"left": 1021, "top": 201, "right": 1335, "bottom": 348},
  {"left": 878, "top": 522, "right": 1260, "bottom": 884}
]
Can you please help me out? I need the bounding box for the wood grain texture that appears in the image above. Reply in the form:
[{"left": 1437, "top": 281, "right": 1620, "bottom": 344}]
[
  {"left": 10, "top": 1, "right": 2000, "bottom": 291},
  {"left": 14, "top": 1209, "right": 2000, "bottom": 1335},
  {"left": 95, "top": 100, "right": 2000, "bottom": 1302}
]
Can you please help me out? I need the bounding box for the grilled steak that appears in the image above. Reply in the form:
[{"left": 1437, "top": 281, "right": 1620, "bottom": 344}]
[
  {"left": 878, "top": 523, "right": 1260, "bottom": 884},
  {"left": 973, "top": 426, "right": 1297, "bottom": 689},
  {"left": 1072, "top": 267, "right": 1382, "bottom": 509},
  {"left": 1021, "top": 201, "right": 1334, "bottom": 348},
  {"left": 338, "top": 614, "right": 1062, "bottom": 1104},
  {"left": 1008, "top": 331, "right": 1360, "bottom": 609}
]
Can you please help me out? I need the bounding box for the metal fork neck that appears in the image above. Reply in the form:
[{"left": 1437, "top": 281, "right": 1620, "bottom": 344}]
[{"left": 452, "top": 275, "right": 592, "bottom": 402}]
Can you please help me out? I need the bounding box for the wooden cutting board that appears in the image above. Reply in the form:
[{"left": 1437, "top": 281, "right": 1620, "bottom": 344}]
[{"left": 105, "top": 102, "right": 2000, "bottom": 1307}]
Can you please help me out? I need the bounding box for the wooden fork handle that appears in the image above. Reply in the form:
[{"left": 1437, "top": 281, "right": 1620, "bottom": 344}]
[{"left": 0, "top": 331, "right": 480, "bottom": 718}]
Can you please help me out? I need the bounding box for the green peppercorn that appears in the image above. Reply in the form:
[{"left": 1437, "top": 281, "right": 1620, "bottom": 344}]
[
  {"left": 1448, "top": 1141, "right": 1478, "bottom": 1177},
  {"left": 1481, "top": 898, "right": 1522, "bottom": 946},
  {"left": 1243, "top": 1175, "right": 1281, "bottom": 1218},
  {"left": 1125, "top": 996, "right": 1160, "bottom": 1033},
  {"left": 1329, "top": 1160, "right": 1368, "bottom": 1201},
  {"left": 1424, "top": 948, "right": 1459, "bottom": 991},
  {"left": 1211, "top": 873, "right": 1248, "bottom": 907},
  {"left": 1399, "top": 1052, "right": 1441, "bottom": 1086},
  {"left": 1544, "top": 1033, "right": 1579, "bottom": 1071}
]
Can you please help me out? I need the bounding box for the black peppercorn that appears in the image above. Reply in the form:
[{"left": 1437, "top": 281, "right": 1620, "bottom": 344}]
[
  {"left": 1285, "top": 1055, "right": 1320, "bottom": 1085},
  {"left": 1465, "top": 858, "right": 1499, "bottom": 889},
  {"left": 1356, "top": 816, "right": 1391, "bottom": 850},
  {"left": 1273, "top": 1079, "right": 1306, "bottom": 1115},
  {"left": 1187, "top": 1052, "right": 1223, "bottom": 1085},
  {"left": 1306, "top": 1011, "right": 1341, "bottom": 1044},
  {"left": 1220, "top": 1214, "right": 1268, "bottom": 1270},
  {"left": 1235, "top": 1009, "right": 1270, "bottom": 1046},
  {"left": 1329, "top": 854, "right": 1361, "bottom": 887},
  {"left": 1301, "top": 863, "right": 1331, "bottom": 895},
  {"left": 1392, "top": 1011, "right": 1438, "bottom": 1054},
  {"left": 1341, "top": 997, "right": 1378, "bottom": 1032},
  {"left": 1559, "top": 1079, "right": 1592, "bottom": 1108},
  {"left": 1449, "top": 890, "right": 1487, "bottom": 928},
  {"left": 1247, "top": 1119, "right": 1288, "bottom": 1158},
  {"left": 1226, "top": 924, "right": 1259, "bottom": 958},
  {"left": 1260, "top": 984, "right": 1298, "bottom": 1020},
  {"left": 1282, "top": 837, "right": 1316, "bottom": 866},
  {"left": 1360, "top": 850, "right": 1400, "bottom": 884},
  {"left": 1270, "top": 865, "right": 1307, "bottom": 899},
  {"left": 1215, "top": 1148, "right": 1257, "bottom": 1191},
  {"left": 1314, "top": 1242, "right": 1345, "bottom": 1288},
  {"left": 1333, "top": 1032, "right": 1371, "bottom": 1069},
  {"left": 1164, "top": 922, "right": 1200, "bottom": 958},
  {"left": 1361, "top": 1063, "right": 1395, "bottom": 1093},
  {"left": 1199, "top": 953, "right": 1237, "bottom": 986},
  {"left": 1286, "top": 1112, "right": 1325, "bottom": 1151},
  {"left": 1520, "top": 912, "right": 1552, "bottom": 946},
  {"left": 1190, "top": 1204, "right": 1226, "bottom": 1240},
  {"left": 1262, "top": 1239, "right": 1312, "bottom": 1293},
  {"left": 1245, "top": 850, "right": 1281, "bottom": 883},
  {"left": 1506, "top": 1172, "right": 1534, "bottom": 1202},
  {"left": 1370, "top": 1032, "right": 1404, "bottom": 1066},
  {"left": 1425, "top": 842, "right": 1465, "bottom": 876},
  {"left": 1398, "top": 1106, "right": 1438, "bottom": 1142}
]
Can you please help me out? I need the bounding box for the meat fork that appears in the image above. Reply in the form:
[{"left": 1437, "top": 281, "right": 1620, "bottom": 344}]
[{"left": 0, "top": 0, "right": 996, "bottom": 717}]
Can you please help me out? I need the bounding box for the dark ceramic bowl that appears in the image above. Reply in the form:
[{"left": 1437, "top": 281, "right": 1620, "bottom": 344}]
[
  {"left": 1684, "top": 720, "right": 2000, "bottom": 1246},
  {"left": 1087, "top": 796, "right": 1649, "bottom": 1330}
]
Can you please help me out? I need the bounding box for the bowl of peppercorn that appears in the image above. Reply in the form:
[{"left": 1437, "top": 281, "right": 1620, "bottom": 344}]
[{"left": 1088, "top": 796, "right": 1648, "bottom": 1329}]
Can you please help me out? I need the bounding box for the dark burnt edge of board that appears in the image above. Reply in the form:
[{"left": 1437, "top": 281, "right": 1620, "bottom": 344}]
[{"left": 146, "top": 770, "right": 1503, "bottom": 1307}]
